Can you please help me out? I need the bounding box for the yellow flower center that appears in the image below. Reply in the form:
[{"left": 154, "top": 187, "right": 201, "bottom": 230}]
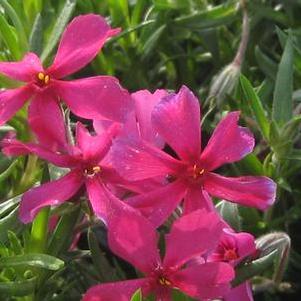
[
  {"left": 158, "top": 276, "right": 172, "bottom": 287},
  {"left": 84, "top": 166, "right": 102, "bottom": 178},
  {"left": 192, "top": 164, "right": 205, "bottom": 179},
  {"left": 37, "top": 72, "right": 50, "bottom": 85}
]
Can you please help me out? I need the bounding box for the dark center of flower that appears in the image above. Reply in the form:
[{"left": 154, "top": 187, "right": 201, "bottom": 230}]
[
  {"left": 84, "top": 166, "right": 102, "bottom": 178},
  {"left": 36, "top": 72, "right": 50, "bottom": 86},
  {"left": 158, "top": 276, "right": 172, "bottom": 287},
  {"left": 223, "top": 249, "right": 239, "bottom": 261}
]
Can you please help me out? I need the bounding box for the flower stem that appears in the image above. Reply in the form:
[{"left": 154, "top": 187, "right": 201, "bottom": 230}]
[{"left": 28, "top": 207, "right": 50, "bottom": 254}]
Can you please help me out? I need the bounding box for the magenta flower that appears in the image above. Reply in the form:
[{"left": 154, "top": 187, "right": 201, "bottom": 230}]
[
  {"left": 208, "top": 227, "right": 256, "bottom": 265},
  {"left": 2, "top": 121, "right": 137, "bottom": 224},
  {"left": 0, "top": 14, "right": 132, "bottom": 132},
  {"left": 208, "top": 225, "right": 256, "bottom": 301},
  {"left": 93, "top": 89, "right": 168, "bottom": 147},
  {"left": 83, "top": 203, "right": 234, "bottom": 301},
  {"left": 224, "top": 282, "right": 254, "bottom": 301},
  {"left": 111, "top": 85, "right": 276, "bottom": 226}
]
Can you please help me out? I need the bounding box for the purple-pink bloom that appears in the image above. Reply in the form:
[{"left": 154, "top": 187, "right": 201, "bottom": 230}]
[
  {"left": 208, "top": 227, "right": 256, "bottom": 265},
  {"left": 224, "top": 281, "right": 254, "bottom": 301},
  {"left": 208, "top": 224, "right": 256, "bottom": 301},
  {"left": 0, "top": 14, "right": 133, "bottom": 132},
  {"left": 111, "top": 85, "right": 277, "bottom": 226},
  {"left": 83, "top": 201, "right": 234, "bottom": 301},
  {"left": 2, "top": 121, "right": 138, "bottom": 224},
  {"left": 93, "top": 89, "right": 168, "bottom": 147}
]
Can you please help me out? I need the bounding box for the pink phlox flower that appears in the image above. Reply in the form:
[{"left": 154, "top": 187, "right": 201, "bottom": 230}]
[
  {"left": 0, "top": 14, "right": 133, "bottom": 135},
  {"left": 208, "top": 224, "right": 256, "bottom": 301},
  {"left": 208, "top": 226, "right": 256, "bottom": 266},
  {"left": 83, "top": 199, "right": 235, "bottom": 301},
  {"left": 94, "top": 89, "right": 171, "bottom": 195},
  {"left": 224, "top": 281, "right": 254, "bottom": 301},
  {"left": 111, "top": 85, "right": 277, "bottom": 227},
  {"left": 2, "top": 121, "right": 141, "bottom": 224},
  {"left": 94, "top": 89, "right": 169, "bottom": 147}
]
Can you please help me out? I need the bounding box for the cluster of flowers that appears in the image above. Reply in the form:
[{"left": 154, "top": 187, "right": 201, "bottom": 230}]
[{"left": 0, "top": 14, "right": 276, "bottom": 301}]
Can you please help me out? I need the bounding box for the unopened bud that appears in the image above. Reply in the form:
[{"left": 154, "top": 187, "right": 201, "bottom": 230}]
[
  {"left": 256, "top": 232, "right": 291, "bottom": 285},
  {"left": 208, "top": 63, "right": 241, "bottom": 107}
]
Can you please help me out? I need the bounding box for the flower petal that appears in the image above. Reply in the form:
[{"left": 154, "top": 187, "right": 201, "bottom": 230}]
[
  {"left": 155, "top": 287, "right": 172, "bottom": 301},
  {"left": 234, "top": 231, "right": 256, "bottom": 260},
  {"left": 53, "top": 76, "right": 133, "bottom": 122},
  {"left": 224, "top": 282, "right": 254, "bottom": 301},
  {"left": 83, "top": 278, "right": 150, "bottom": 301},
  {"left": 19, "top": 171, "right": 83, "bottom": 223},
  {"left": 2, "top": 139, "right": 78, "bottom": 168},
  {"left": 126, "top": 180, "right": 187, "bottom": 227},
  {"left": 204, "top": 173, "right": 276, "bottom": 210},
  {"left": 209, "top": 228, "right": 256, "bottom": 265},
  {"left": 106, "top": 193, "right": 161, "bottom": 274},
  {"left": 170, "top": 262, "right": 234, "bottom": 300},
  {"left": 28, "top": 93, "right": 68, "bottom": 152},
  {"left": 200, "top": 112, "right": 255, "bottom": 171},
  {"left": 152, "top": 86, "right": 201, "bottom": 162},
  {"left": 111, "top": 139, "right": 184, "bottom": 181},
  {"left": 183, "top": 187, "right": 214, "bottom": 214},
  {"left": 85, "top": 177, "right": 119, "bottom": 222},
  {"left": 48, "top": 14, "right": 120, "bottom": 78},
  {"left": 163, "top": 209, "right": 223, "bottom": 270},
  {"left": 133, "top": 89, "right": 168, "bottom": 147},
  {"left": 0, "top": 86, "right": 33, "bottom": 125},
  {"left": 0, "top": 53, "right": 43, "bottom": 82},
  {"left": 75, "top": 122, "right": 116, "bottom": 162}
]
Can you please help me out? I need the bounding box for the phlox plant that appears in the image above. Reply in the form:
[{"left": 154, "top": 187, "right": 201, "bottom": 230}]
[{"left": 0, "top": 1, "right": 298, "bottom": 301}]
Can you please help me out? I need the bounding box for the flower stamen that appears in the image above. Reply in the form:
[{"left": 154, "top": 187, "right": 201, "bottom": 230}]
[
  {"left": 84, "top": 166, "right": 102, "bottom": 178},
  {"left": 224, "top": 249, "right": 239, "bottom": 261},
  {"left": 192, "top": 164, "right": 205, "bottom": 179},
  {"left": 37, "top": 72, "right": 50, "bottom": 85},
  {"left": 158, "top": 276, "right": 172, "bottom": 287}
]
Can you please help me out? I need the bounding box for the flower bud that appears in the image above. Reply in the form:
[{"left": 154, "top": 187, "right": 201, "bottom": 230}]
[{"left": 208, "top": 62, "right": 241, "bottom": 107}]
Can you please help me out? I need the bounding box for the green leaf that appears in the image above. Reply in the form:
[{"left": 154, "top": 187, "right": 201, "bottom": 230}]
[
  {"left": 48, "top": 204, "right": 80, "bottom": 257},
  {"left": 232, "top": 250, "right": 278, "bottom": 287},
  {"left": 0, "top": 159, "right": 19, "bottom": 183},
  {"left": 0, "top": 13, "right": 20, "bottom": 59},
  {"left": 0, "top": 0, "right": 28, "bottom": 52},
  {"left": 0, "top": 194, "right": 21, "bottom": 218},
  {"left": 174, "top": 2, "right": 237, "bottom": 29},
  {"left": 0, "top": 277, "right": 37, "bottom": 297},
  {"left": 0, "top": 207, "right": 22, "bottom": 242},
  {"left": 171, "top": 289, "right": 194, "bottom": 300},
  {"left": 131, "top": 288, "right": 142, "bottom": 301},
  {"left": 8, "top": 230, "right": 23, "bottom": 255},
  {"left": 141, "top": 25, "right": 166, "bottom": 59},
  {"left": 272, "top": 33, "right": 294, "bottom": 124},
  {"left": 255, "top": 46, "right": 277, "bottom": 80},
  {"left": 153, "top": 0, "right": 191, "bottom": 10},
  {"left": 280, "top": 115, "right": 301, "bottom": 140},
  {"left": 239, "top": 75, "right": 270, "bottom": 140},
  {"left": 88, "top": 228, "right": 113, "bottom": 281},
  {"left": 0, "top": 254, "right": 64, "bottom": 270},
  {"left": 236, "top": 154, "right": 264, "bottom": 176},
  {"left": 40, "top": 0, "right": 77, "bottom": 63},
  {"left": 29, "top": 13, "right": 43, "bottom": 55},
  {"left": 108, "top": 0, "right": 130, "bottom": 26},
  {"left": 216, "top": 201, "right": 241, "bottom": 231}
]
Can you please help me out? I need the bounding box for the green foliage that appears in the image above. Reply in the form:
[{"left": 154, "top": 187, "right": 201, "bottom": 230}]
[{"left": 1, "top": 0, "right": 301, "bottom": 300}]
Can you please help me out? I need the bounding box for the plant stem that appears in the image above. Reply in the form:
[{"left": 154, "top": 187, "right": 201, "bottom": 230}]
[{"left": 29, "top": 207, "right": 50, "bottom": 254}]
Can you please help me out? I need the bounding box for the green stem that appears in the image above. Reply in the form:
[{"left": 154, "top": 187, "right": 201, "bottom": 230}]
[
  {"left": 29, "top": 207, "right": 50, "bottom": 254},
  {"left": 16, "top": 155, "right": 39, "bottom": 195}
]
